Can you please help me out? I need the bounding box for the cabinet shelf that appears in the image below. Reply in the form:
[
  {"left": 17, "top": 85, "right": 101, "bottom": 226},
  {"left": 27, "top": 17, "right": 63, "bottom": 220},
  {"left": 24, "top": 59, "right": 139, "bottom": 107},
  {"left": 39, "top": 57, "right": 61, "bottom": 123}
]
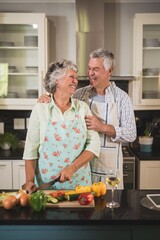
[
  {"left": 0, "top": 46, "right": 38, "bottom": 49},
  {"left": 143, "top": 75, "right": 160, "bottom": 78},
  {"left": 143, "top": 47, "right": 160, "bottom": 50},
  {"left": 8, "top": 73, "right": 38, "bottom": 76}
]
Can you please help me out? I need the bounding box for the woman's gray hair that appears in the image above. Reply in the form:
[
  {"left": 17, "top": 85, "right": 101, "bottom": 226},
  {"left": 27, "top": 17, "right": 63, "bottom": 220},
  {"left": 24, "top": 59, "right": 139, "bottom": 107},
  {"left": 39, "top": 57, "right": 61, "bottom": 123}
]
[
  {"left": 89, "top": 48, "right": 115, "bottom": 71},
  {"left": 43, "top": 59, "right": 78, "bottom": 94}
]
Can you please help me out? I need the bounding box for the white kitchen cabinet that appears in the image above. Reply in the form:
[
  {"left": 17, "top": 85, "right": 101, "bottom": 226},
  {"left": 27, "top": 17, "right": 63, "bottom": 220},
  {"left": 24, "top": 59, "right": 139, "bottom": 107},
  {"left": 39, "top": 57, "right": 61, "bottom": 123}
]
[
  {"left": 0, "top": 160, "right": 12, "bottom": 189},
  {"left": 12, "top": 160, "right": 25, "bottom": 190},
  {"left": 138, "top": 160, "right": 160, "bottom": 189},
  {"left": 0, "top": 160, "right": 25, "bottom": 190},
  {"left": 0, "top": 13, "right": 48, "bottom": 110},
  {"left": 131, "top": 13, "right": 160, "bottom": 110}
]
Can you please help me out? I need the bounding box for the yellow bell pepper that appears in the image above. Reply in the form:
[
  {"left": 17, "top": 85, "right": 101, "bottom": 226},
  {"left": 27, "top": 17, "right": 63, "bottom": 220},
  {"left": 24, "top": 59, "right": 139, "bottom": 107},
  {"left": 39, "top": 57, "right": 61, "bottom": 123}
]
[
  {"left": 91, "top": 182, "right": 106, "bottom": 197},
  {"left": 75, "top": 185, "right": 91, "bottom": 193}
]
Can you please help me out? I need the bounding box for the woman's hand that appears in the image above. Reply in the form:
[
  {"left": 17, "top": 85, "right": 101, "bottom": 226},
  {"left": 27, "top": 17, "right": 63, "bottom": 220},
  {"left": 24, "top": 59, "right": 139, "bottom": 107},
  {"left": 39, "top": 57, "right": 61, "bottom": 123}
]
[
  {"left": 37, "top": 94, "right": 51, "bottom": 103},
  {"left": 22, "top": 182, "right": 38, "bottom": 194},
  {"left": 58, "top": 164, "right": 77, "bottom": 182}
]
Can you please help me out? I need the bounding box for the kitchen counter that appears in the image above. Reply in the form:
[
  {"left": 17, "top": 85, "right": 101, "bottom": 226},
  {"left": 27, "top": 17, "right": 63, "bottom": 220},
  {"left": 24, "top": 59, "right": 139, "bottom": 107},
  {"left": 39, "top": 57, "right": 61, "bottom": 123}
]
[
  {"left": 0, "top": 148, "right": 24, "bottom": 160},
  {"left": 0, "top": 190, "right": 160, "bottom": 240},
  {"left": 131, "top": 147, "right": 160, "bottom": 160}
]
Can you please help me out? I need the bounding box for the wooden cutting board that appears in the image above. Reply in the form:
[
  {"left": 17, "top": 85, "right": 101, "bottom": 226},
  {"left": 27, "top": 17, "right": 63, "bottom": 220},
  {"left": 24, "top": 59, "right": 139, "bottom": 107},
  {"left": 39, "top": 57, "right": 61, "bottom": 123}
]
[
  {"left": 44, "top": 190, "right": 95, "bottom": 208},
  {"left": 0, "top": 190, "right": 95, "bottom": 208}
]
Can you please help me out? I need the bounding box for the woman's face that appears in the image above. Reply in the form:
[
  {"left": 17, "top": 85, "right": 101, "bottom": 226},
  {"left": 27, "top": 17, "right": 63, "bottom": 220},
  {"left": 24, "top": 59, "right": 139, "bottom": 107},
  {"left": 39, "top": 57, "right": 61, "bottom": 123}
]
[{"left": 57, "top": 69, "right": 78, "bottom": 95}]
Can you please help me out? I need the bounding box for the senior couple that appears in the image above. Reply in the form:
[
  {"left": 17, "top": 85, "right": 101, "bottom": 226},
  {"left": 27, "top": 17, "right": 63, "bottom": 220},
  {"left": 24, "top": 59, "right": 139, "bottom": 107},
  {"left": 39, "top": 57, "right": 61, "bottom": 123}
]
[{"left": 23, "top": 48, "right": 136, "bottom": 194}]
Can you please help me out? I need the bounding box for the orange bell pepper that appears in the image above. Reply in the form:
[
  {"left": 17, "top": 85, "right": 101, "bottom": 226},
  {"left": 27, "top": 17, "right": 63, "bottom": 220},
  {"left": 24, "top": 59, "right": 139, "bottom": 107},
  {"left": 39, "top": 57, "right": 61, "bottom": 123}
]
[{"left": 91, "top": 182, "right": 106, "bottom": 197}]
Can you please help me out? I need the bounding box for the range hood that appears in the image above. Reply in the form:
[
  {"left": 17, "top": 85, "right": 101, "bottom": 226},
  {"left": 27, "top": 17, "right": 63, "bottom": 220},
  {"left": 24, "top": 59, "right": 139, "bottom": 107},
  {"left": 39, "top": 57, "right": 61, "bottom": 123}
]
[
  {"left": 76, "top": 0, "right": 104, "bottom": 77},
  {"left": 76, "top": 0, "right": 134, "bottom": 81}
]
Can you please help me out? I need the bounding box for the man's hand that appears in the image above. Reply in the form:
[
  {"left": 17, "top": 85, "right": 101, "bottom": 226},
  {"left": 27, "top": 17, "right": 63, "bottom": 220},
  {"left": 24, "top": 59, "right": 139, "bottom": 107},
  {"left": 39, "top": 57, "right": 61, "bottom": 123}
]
[
  {"left": 37, "top": 94, "right": 51, "bottom": 103},
  {"left": 85, "top": 115, "right": 116, "bottom": 138},
  {"left": 85, "top": 115, "right": 104, "bottom": 132}
]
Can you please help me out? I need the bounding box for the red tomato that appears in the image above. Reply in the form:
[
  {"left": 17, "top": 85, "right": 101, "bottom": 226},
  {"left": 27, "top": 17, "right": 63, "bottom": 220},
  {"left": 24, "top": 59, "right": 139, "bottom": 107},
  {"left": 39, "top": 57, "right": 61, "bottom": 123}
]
[{"left": 50, "top": 190, "right": 65, "bottom": 198}]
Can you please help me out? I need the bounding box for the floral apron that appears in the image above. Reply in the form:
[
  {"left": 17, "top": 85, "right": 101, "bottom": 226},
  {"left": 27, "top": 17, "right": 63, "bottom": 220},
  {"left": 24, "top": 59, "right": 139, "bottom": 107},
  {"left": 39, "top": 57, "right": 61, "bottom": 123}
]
[
  {"left": 35, "top": 106, "right": 92, "bottom": 189},
  {"left": 88, "top": 88, "right": 123, "bottom": 189}
]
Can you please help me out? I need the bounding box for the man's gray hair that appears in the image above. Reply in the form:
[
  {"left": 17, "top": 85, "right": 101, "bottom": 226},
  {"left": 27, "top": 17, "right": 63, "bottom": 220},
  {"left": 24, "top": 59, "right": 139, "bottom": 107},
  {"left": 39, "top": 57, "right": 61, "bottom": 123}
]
[
  {"left": 90, "top": 48, "right": 115, "bottom": 70},
  {"left": 43, "top": 59, "right": 78, "bottom": 94}
]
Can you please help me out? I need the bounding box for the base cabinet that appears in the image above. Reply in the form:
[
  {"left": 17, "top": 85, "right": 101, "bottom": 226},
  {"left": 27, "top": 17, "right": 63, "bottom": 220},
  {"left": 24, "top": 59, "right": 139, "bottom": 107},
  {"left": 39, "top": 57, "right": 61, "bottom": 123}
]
[
  {"left": 138, "top": 160, "right": 160, "bottom": 189},
  {"left": 0, "top": 161, "right": 12, "bottom": 189},
  {"left": 12, "top": 160, "right": 25, "bottom": 189},
  {"left": 0, "top": 160, "right": 25, "bottom": 190}
]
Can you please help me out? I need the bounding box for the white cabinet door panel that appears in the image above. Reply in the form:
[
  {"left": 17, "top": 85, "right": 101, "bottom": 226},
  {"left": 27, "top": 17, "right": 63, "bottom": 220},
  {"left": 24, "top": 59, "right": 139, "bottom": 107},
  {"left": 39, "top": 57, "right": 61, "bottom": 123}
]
[
  {"left": 0, "top": 161, "right": 12, "bottom": 189},
  {"left": 139, "top": 161, "right": 160, "bottom": 189},
  {"left": 12, "top": 160, "right": 25, "bottom": 190}
]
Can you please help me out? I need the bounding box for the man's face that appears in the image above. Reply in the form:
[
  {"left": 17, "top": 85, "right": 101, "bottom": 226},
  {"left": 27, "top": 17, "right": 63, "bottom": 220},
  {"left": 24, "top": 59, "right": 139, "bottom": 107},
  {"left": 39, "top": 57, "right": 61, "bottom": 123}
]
[{"left": 88, "top": 58, "right": 112, "bottom": 89}]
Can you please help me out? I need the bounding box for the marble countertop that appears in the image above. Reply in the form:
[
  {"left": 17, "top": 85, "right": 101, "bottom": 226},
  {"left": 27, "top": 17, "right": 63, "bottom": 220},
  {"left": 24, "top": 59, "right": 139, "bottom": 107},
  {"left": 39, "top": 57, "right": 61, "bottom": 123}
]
[
  {"left": 0, "top": 190, "right": 160, "bottom": 226},
  {"left": 131, "top": 147, "right": 160, "bottom": 160},
  {"left": 0, "top": 148, "right": 24, "bottom": 160}
]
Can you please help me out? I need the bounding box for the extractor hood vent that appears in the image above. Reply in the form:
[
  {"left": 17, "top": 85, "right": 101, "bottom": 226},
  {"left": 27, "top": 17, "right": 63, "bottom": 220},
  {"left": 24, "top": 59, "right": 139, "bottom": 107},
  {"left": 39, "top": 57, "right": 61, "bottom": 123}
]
[{"left": 76, "top": 0, "right": 105, "bottom": 76}]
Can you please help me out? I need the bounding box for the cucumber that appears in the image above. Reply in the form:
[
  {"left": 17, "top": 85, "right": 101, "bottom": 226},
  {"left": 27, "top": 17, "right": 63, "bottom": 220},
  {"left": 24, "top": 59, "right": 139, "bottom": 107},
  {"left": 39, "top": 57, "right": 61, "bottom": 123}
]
[
  {"left": 46, "top": 195, "right": 59, "bottom": 204},
  {"left": 66, "top": 193, "right": 82, "bottom": 201},
  {"left": 57, "top": 195, "right": 67, "bottom": 201}
]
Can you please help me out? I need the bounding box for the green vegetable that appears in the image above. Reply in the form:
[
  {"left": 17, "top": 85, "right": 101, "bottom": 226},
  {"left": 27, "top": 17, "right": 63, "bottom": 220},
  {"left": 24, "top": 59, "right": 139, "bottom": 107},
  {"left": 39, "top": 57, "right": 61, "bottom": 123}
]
[
  {"left": 66, "top": 193, "right": 82, "bottom": 201},
  {"left": 30, "top": 191, "right": 47, "bottom": 212},
  {"left": 66, "top": 192, "right": 95, "bottom": 201},
  {"left": 57, "top": 195, "right": 67, "bottom": 201},
  {"left": 46, "top": 195, "right": 59, "bottom": 204}
]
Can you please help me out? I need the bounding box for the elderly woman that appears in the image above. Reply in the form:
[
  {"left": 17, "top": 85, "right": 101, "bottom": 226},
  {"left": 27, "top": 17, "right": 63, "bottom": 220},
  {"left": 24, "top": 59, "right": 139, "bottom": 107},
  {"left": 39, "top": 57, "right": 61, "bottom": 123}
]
[{"left": 23, "top": 60, "right": 100, "bottom": 194}]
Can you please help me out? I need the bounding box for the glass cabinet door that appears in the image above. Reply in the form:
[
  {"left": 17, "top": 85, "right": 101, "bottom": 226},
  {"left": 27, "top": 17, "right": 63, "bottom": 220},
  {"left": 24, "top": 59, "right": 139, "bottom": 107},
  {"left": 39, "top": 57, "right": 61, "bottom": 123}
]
[
  {"left": 142, "top": 24, "right": 160, "bottom": 100},
  {"left": 0, "top": 13, "right": 47, "bottom": 110},
  {"left": 133, "top": 13, "right": 160, "bottom": 109},
  {"left": 0, "top": 24, "right": 38, "bottom": 99}
]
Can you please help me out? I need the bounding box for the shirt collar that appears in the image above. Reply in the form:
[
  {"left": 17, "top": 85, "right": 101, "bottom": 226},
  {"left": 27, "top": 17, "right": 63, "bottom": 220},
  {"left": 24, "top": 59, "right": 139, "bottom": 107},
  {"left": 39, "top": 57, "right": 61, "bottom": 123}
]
[
  {"left": 90, "top": 81, "right": 116, "bottom": 95},
  {"left": 48, "top": 96, "right": 76, "bottom": 111}
]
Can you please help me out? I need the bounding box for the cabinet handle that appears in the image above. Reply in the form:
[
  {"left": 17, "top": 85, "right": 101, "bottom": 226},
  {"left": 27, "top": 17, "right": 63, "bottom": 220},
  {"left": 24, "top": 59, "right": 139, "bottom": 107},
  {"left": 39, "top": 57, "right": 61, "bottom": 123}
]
[{"left": 0, "top": 164, "right": 6, "bottom": 166}]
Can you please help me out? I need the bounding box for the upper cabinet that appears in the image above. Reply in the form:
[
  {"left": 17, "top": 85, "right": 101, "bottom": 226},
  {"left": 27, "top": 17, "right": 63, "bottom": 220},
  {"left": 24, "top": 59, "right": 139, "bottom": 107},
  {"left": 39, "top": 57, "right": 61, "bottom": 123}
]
[
  {"left": 131, "top": 13, "right": 160, "bottom": 110},
  {"left": 0, "top": 13, "right": 48, "bottom": 110}
]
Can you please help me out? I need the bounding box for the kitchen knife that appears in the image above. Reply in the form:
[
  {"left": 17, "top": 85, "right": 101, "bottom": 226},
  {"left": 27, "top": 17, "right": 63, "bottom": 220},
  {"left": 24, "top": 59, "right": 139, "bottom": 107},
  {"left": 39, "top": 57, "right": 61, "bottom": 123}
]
[{"left": 38, "top": 176, "right": 61, "bottom": 190}]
